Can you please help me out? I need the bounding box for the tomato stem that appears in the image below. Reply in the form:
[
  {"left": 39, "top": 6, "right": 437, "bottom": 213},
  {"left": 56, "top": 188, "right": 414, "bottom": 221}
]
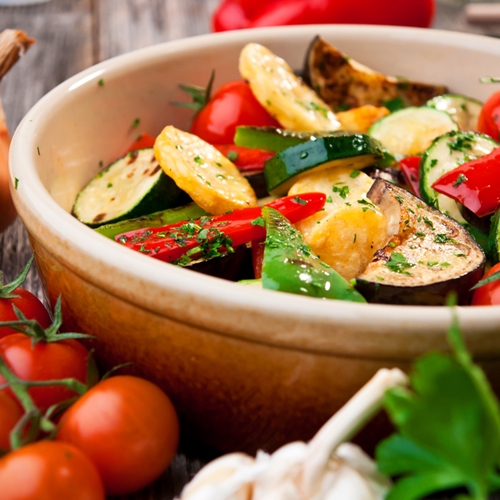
[
  {"left": 0, "top": 295, "right": 95, "bottom": 345},
  {"left": 0, "top": 255, "right": 33, "bottom": 299},
  {"left": 0, "top": 357, "right": 87, "bottom": 449}
]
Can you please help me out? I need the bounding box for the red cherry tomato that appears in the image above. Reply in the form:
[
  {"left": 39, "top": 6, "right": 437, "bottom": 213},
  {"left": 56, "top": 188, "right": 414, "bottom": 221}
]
[
  {"left": 0, "top": 391, "right": 23, "bottom": 452},
  {"left": 190, "top": 80, "right": 280, "bottom": 144},
  {"left": 56, "top": 375, "right": 180, "bottom": 495},
  {"left": 0, "top": 334, "right": 89, "bottom": 411},
  {"left": 478, "top": 90, "right": 500, "bottom": 141},
  {"left": 124, "top": 132, "right": 156, "bottom": 154},
  {"left": 471, "top": 262, "right": 500, "bottom": 306},
  {"left": 0, "top": 287, "right": 51, "bottom": 339},
  {"left": 0, "top": 440, "right": 105, "bottom": 500}
]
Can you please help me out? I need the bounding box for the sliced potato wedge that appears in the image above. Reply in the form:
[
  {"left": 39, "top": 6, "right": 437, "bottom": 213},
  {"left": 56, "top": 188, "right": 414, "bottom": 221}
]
[
  {"left": 289, "top": 167, "right": 388, "bottom": 279},
  {"left": 239, "top": 43, "right": 341, "bottom": 132},
  {"left": 154, "top": 126, "right": 257, "bottom": 214}
]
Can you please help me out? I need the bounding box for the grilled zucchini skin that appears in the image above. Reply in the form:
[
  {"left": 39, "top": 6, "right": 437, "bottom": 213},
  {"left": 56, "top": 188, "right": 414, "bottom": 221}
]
[{"left": 73, "top": 148, "right": 187, "bottom": 228}]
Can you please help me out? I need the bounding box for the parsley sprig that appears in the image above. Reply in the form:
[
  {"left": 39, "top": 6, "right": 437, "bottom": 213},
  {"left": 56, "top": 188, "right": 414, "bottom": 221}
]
[{"left": 376, "top": 312, "right": 500, "bottom": 500}]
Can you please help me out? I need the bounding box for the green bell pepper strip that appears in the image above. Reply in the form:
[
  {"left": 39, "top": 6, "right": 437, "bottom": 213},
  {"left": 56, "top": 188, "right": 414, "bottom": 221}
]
[{"left": 261, "top": 207, "right": 366, "bottom": 302}]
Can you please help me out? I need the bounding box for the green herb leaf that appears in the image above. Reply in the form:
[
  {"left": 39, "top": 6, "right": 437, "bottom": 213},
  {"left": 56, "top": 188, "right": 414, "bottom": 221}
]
[
  {"left": 377, "top": 313, "right": 500, "bottom": 500},
  {"left": 470, "top": 270, "right": 500, "bottom": 291}
]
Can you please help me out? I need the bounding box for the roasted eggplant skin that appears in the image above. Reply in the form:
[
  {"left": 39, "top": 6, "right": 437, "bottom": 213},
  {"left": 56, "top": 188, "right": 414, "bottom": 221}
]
[
  {"left": 356, "top": 179, "right": 485, "bottom": 305},
  {"left": 303, "top": 36, "right": 447, "bottom": 110}
]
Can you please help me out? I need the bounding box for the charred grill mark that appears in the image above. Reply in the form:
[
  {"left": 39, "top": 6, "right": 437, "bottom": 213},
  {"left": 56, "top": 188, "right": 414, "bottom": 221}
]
[
  {"left": 150, "top": 164, "right": 161, "bottom": 176},
  {"left": 93, "top": 213, "right": 106, "bottom": 224},
  {"left": 127, "top": 150, "right": 139, "bottom": 165}
]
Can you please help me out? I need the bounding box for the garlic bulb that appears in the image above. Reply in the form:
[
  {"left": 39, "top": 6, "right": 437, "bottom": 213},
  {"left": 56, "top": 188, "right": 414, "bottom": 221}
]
[{"left": 178, "top": 368, "right": 407, "bottom": 500}]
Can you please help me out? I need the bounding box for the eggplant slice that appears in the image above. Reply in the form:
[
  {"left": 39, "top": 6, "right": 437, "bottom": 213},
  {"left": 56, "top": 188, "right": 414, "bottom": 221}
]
[
  {"left": 303, "top": 36, "right": 447, "bottom": 110},
  {"left": 356, "top": 179, "right": 485, "bottom": 305}
]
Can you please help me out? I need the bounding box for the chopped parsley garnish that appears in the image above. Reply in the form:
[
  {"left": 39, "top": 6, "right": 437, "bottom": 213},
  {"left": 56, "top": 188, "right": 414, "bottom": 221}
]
[
  {"left": 430, "top": 159, "right": 438, "bottom": 168},
  {"left": 333, "top": 185, "right": 350, "bottom": 199},
  {"left": 98, "top": 78, "right": 104, "bottom": 86},
  {"left": 292, "top": 196, "right": 307, "bottom": 206},
  {"left": 326, "top": 196, "right": 333, "bottom": 203},
  {"left": 382, "top": 97, "right": 406, "bottom": 112},
  {"left": 423, "top": 216, "right": 434, "bottom": 228},
  {"left": 226, "top": 150, "right": 238, "bottom": 162},
  {"left": 385, "top": 253, "right": 415, "bottom": 275},
  {"left": 131, "top": 118, "right": 140, "bottom": 128},
  {"left": 14, "top": 177, "right": 18, "bottom": 190},
  {"left": 194, "top": 156, "right": 203, "bottom": 164},
  {"left": 434, "top": 233, "right": 457, "bottom": 244},
  {"left": 447, "top": 132, "right": 474, "bottom": 153},
  {"left": 453, "top": 173, "right": 468, "bottom": 187},
  {"left": 395, "top": 195, "right": 404, "bottom": 204},
  {"left": 251, "top": 216, "right": 265, "bottom": 227},
  {"left": 349, "top": 170, "right": 361, "bottom": 178}
]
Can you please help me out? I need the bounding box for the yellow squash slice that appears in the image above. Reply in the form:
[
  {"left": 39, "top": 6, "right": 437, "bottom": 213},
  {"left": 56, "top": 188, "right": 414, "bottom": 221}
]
[
  {"left": 289, "top": 167, "right": 389, "bottom": 280},
  {"left": 154, "top": 126, "right": 257, "bottom": 214},
  {"left": 239, "top": 43, "right": 341, "bottom": 133}
]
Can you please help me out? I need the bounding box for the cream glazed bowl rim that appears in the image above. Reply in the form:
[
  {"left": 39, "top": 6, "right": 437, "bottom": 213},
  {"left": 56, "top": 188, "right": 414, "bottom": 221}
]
[{"left": 9, "top": 24, "right": 500, "bottom": 361}]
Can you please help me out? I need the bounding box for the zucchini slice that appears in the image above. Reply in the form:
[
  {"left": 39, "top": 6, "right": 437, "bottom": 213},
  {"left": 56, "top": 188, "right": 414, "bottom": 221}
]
[
  {"left": 426, "top": 94, "right": 482, "bottom": 132},
  {"left": 356, "top": 179, "right": 485, "bottom": 305},
  {"left": 420, "top": 131, "right": 498, "bottom": 222},
  {"left": 368, "top": 107, "right": 458, "bottom": 156},
  {"left": 239, "top": 43, "right": 341, "bottom": 132},
  {"left": 264, "top": 134, "right": 384, "bottom": 196},
  {"left": 72, "top": 148, "right": 186, "bottom": 228},
  {"left": 154, "top": 126, "right": 257, "bottom": 215},
  {"left": 303, "top": 36, "right": 448, "bottom": 110}
]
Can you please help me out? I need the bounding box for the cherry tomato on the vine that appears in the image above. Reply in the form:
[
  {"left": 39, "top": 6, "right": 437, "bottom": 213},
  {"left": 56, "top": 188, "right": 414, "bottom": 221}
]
[
  {"left": 0, "top": 334, "right": 89, "bottom": 411},
  {"left": 56, "top": 375, "right": 180, "bottom": 496},
  {"left": 190, "top": 80, "right": 280, "bottom": 144},
  {"left": 0, "top": 391, "right": 23, "bottom": 452},
  {"left": 471, "top": 262, "right": 500, "bottom": 306},
  {"left": 0, "top": 440, "right": 105, "bottom": 500},
  {"left": 0, "top": 287, "right": 51, "bottom": 340},
  {"left": 478, "top": 90, "right": 500, "bottom": 141}
]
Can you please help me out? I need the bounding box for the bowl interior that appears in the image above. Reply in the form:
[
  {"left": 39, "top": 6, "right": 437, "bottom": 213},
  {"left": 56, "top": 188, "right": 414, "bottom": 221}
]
[{"left": 10, "top": 25, "right": 500, "bottom": 359}]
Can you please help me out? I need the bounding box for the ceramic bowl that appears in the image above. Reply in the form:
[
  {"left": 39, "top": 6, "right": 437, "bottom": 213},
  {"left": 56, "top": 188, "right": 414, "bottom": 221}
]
[{"left": 10, "top": 25, "right": 500, "bottom": 454}]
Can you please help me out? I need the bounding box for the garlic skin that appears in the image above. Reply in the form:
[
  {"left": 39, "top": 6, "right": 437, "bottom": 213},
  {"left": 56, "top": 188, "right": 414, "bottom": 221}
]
[
  {"left": 177, "top": 368, "right": 407, "bottom": 500},
  {"left": 178, "top": 453, "right": 256, "bottom": 500}
]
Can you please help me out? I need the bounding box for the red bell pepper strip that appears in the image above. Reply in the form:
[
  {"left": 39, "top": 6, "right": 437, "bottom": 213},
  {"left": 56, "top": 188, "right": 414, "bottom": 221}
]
[
  {"left": 431, "top": 148, "right": 500, "bottom": 218},
  {"left": 212, "top": 0, "right": 435, "bottom": 32},
  {"left": 214, "top": 144, "right": 274, "bottom": 172},
  {"left": 116, "top": 193, "right": 326, "bottom": 264},
  {"left": 124, "top": 133, "right": 156, "bottom": 154},
  {"left": 399, "top": 155, "right": 422, "bottom": 198}
]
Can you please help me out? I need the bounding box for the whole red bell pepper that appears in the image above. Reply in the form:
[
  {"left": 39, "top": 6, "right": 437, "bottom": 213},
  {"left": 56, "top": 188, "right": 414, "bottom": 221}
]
[
  {"left": 116, "top": 193, "right": 325, "bottom": 264},
  {"left": 431, "top": 148, "right": 500, "bottom": 218},
  {"left": 212, "top": 0, "right": 435, "bottom": 32},
  {"left": 214, "top": 144, "right": 274, "bottom": 172}
]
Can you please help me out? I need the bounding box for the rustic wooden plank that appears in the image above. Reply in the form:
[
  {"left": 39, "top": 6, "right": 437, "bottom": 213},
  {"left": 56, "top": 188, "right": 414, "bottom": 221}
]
[
  {"left": 0, "top": 0, "right": 93, "bottom": 295},
  {"left": 95, "top": 0, "right": 220, "bottom": 61}
]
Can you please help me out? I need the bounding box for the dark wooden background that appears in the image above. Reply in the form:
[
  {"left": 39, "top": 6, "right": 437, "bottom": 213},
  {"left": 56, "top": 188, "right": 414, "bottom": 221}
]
[{"left": 1, "top": 1, "right": 500, "bottom": 498}]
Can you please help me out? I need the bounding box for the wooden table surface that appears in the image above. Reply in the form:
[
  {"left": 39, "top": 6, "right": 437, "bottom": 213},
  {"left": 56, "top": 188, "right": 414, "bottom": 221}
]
[{"left": 1, "top": 1, "right": 500, "bottom": 498}]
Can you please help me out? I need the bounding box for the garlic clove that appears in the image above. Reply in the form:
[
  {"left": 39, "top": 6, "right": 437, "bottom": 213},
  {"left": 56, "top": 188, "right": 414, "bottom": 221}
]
[
  {"left": 177, "top": 452, "right": 256, "bottom": 500},
  {"left": 252, "top": 442, "right": 308, "bottom": 500},
  {"left": 302, "top": 368, "right": 407, "bottom": 495}
]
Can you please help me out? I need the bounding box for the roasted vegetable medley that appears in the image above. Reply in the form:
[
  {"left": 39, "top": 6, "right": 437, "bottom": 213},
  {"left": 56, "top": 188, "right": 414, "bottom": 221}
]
[{"left": 73, "top": 36, "right": 500, "bottom": 306}]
